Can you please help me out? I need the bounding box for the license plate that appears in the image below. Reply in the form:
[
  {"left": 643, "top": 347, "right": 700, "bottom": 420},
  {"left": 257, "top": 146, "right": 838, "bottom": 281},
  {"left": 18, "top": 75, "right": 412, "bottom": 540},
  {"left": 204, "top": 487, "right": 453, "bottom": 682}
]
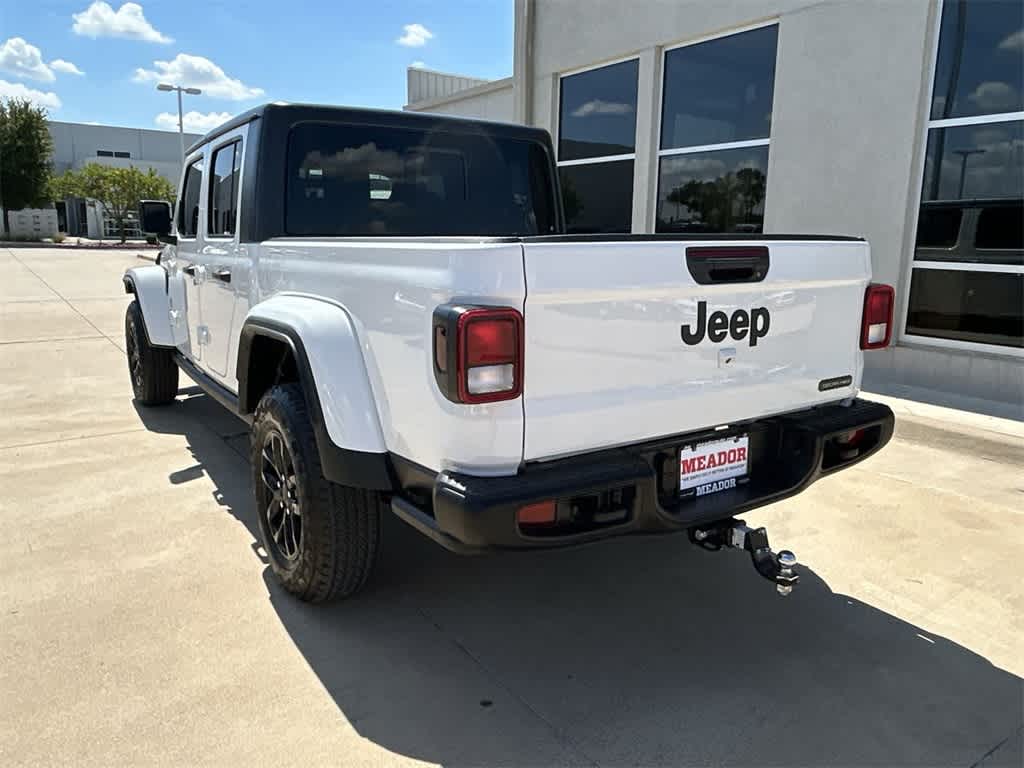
[{"left": 680, "top": 435, "right": 749, "bottom": 497}]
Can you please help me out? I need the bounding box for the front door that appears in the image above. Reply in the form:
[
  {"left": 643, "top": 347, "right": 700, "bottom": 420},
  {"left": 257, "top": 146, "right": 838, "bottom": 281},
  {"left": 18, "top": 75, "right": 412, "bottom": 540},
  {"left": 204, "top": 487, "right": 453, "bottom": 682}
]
[{"left": 173, "top": 152, "right": 206, "bottom": 364}]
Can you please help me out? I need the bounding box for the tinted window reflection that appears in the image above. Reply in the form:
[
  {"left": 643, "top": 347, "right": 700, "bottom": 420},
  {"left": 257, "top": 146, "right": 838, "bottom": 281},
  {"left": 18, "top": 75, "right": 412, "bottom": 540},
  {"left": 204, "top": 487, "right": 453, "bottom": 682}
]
[
  {"left": 931, "top": 0, "right": 1024, "bottom": 119},
  {"left": 907, "top": 269, "right": 1023, "bottom": 348},
  {"left": 916, "top": 206, "right": 962, "bottom": 248},
  {"left": 921, "top": 121, "right": 1023, "bottom": 201},
  {"left": 209, "top": 141, "right": 239, "bottom": 236},
  {"left": 976, "top": 205, "right": 1023, "bottom": 250},
  {"left": 656, "top": 146, "right": 768, "bottom": 233},
  {"left": 559, "top": 160, "right": 634, "bottom": 233},
  {"left": 285, "top": 124, "right": 555, "bottom": 236},
  {"left": 178, "top": 158, "right": 203, "bottom": 237},
  {"left": 559, "top": 60, "right": 639, "bottom": 162},
  {"left": 661, "top": 25, "right": 778, "bottom": 149}
]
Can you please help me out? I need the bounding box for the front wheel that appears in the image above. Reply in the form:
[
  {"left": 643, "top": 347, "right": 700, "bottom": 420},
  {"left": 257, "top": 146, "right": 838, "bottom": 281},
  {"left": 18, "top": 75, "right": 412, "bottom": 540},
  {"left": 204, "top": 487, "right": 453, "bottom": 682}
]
[
  {"left": 251, "top": 383, "right": 383, "bottom": 602},
  {"left": 125, "top": 300, "right": 178, "bottom": 405}
]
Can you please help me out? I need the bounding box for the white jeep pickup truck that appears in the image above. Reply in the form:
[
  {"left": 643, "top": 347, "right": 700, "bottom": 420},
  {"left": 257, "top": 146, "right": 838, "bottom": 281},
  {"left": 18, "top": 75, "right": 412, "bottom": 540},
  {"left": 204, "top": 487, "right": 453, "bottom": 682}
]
[{"left": 124, "top": 103, "right": 895, "bottom": 602}]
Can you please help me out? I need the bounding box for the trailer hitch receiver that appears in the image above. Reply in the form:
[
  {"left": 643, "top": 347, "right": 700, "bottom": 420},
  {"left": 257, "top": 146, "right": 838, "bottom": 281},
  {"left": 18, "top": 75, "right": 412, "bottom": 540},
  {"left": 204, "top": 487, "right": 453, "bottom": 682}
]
[{"left": 691, "top": 519, "right": 799, "bottom": 596}]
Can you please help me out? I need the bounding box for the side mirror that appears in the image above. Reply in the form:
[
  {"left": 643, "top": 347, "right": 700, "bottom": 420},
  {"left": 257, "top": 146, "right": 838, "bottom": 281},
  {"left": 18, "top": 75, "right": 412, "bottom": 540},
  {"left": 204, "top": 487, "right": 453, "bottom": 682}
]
[{"left": 139, "top": 200, "right": 175, "bottom": 243}]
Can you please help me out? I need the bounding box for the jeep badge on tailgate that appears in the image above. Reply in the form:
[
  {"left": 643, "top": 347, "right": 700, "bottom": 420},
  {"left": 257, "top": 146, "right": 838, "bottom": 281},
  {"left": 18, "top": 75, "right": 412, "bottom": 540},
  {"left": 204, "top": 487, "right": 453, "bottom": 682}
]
[{"left": 680, "top": 301, "right": 771, "bottom": 347}]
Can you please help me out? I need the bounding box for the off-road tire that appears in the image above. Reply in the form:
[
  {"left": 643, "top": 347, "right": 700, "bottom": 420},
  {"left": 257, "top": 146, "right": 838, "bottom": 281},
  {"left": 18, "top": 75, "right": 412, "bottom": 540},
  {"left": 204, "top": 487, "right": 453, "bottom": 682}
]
[
  {"left": 125, "top": 299, "right": 179, "bottom": 405},
  {"left": 251, "top": 383, "right": 383, "bottom": 602}
]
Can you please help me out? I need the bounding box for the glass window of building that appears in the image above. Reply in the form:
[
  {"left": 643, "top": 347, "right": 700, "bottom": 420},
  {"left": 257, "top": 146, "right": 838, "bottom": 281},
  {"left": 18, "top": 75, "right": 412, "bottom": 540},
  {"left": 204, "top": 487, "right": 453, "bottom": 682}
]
[
  {"left": 656, "top": 24, "right": 778, "bottom": 234},
  {"left": 557, "top": 59, "right": 639, "bottom": 233},
  {"left": 907, "top": 0, "right": 1024, "bottom": 349}
]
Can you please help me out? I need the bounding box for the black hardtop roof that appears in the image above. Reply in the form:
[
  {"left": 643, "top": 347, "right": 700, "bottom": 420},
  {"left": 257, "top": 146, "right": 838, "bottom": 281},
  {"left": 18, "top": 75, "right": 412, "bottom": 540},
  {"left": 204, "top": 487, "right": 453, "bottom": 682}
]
[{"left": 187, "top": 102, "right": 551, "bottom": 154}]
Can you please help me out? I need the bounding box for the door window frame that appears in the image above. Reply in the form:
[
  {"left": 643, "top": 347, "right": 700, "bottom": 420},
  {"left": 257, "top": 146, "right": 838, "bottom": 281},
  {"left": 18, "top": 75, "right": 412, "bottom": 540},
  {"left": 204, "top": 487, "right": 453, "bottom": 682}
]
[
  {"left": 205, "top": 137, "right": 244, "bottom": 241},
  {"left": 176, "top": 149, "right": 207, "bottom": 242},
  {"left": 897, "top": 0, "right": 1024, "bottom": 357}
]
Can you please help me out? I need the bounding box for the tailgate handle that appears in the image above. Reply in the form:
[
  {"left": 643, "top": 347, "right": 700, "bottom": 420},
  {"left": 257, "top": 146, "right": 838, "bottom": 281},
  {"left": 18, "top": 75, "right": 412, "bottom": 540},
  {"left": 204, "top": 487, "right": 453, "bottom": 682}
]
[{"left": 686, "top": 246, "right": 769, "bottom": 285}]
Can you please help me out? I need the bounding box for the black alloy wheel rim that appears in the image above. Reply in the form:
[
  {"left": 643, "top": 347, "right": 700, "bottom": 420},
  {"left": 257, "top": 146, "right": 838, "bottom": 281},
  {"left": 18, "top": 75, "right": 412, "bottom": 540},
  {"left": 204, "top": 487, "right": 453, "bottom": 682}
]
[
  {"left": 127, "top": 319, "right": 144, "bottom": 389},
  {"left": 260, "top": 430, "right": 302, "bottom": 562}
]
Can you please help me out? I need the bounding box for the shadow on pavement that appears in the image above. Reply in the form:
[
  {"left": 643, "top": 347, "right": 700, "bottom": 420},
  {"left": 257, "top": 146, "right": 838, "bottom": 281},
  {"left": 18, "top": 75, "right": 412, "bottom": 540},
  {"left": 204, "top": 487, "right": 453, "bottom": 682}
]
[{"left": 136, "top": 392, "right": 1023, "bottom": 767}]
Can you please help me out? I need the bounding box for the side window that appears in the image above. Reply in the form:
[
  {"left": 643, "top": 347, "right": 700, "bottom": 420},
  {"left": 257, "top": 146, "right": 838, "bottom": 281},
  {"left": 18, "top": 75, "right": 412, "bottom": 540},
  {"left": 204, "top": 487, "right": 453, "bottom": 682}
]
[
  {"left": 208, "top": 141, "right": 241, "bottom": 236},
  {"left": 178, "top": 157, "right": 204, "bottom": 238}
]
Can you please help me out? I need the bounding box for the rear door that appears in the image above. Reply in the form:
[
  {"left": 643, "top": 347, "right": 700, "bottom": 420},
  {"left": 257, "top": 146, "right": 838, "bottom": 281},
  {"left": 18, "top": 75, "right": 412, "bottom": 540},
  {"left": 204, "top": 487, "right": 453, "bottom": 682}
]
[
  {"left": 520, "top": 238, "right": 871, "bottom": 461},
  {"left": 200, "top": 127, "right": 249, "bottom": 386}
]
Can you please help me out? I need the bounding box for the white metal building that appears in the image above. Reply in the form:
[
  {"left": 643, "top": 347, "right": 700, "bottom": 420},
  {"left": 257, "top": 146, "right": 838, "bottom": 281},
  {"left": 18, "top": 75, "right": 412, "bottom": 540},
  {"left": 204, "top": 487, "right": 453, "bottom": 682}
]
[
  {"left": 405, "top": 0, "right": 1023, "bottom": 416},
  {"left": 48, "top": 120, "right": 200, "bottom": 239}
]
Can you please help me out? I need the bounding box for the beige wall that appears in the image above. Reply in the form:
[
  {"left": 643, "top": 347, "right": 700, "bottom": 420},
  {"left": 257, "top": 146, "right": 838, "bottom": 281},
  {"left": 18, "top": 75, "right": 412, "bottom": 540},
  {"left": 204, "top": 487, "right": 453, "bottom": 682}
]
[
  {"left": 406, "top": 77, "right": 515, "bottom": 122},
  {"left": 403, "top": 0, "right": 1021, "bottom": 411}
]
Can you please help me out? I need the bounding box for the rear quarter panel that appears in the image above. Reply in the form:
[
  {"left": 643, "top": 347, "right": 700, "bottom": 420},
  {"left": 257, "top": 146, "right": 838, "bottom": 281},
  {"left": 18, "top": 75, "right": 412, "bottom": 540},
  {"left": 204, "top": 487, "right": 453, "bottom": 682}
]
[{"left": 254, "top": 240, "right": 526, "bottom": 475}]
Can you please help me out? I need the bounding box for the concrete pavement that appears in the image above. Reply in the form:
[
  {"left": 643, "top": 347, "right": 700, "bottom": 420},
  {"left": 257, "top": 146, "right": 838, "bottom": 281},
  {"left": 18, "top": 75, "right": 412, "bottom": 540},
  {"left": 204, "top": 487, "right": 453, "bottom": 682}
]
[{"left": 1, "top": 247, "right": 1021, "bottom": 767}]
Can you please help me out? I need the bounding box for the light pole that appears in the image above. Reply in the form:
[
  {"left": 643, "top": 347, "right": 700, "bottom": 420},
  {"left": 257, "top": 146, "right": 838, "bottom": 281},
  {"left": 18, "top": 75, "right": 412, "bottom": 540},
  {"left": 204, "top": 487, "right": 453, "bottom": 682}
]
[
  {"left": 952, "top": 148, "right": 985, "bottom": 199},
  {"left": 157, "top": 83, "right": 202, "bottom": 168}
]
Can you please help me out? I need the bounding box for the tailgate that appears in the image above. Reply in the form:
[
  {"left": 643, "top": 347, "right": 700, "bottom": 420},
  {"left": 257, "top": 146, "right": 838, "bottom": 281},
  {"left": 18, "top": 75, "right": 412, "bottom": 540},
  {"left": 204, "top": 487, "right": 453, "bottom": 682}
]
[{"left": 521, "top": 238, "right": 871, "bottom": 461}]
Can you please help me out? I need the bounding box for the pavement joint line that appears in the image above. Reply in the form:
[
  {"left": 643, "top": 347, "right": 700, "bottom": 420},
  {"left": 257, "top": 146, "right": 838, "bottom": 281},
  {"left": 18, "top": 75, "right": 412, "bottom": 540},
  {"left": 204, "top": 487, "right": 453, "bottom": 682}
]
[
  {"left": 869, "top": 466, "right": 1021, "bottom": 511},
  {"left": 967, "top": 724, "right": 1022, "bottom": 768},
  {"left": 411, "top": 603, "right": 601, "bottom": 768},
  {"left": 0, "top": 426, "right": 147, "bottom": 452},
  {"left": 7, "top": 250, "right": 124, "bottom": 353},
  {"left": 0, "top": 335, "right": 107, "bottom": 346}
]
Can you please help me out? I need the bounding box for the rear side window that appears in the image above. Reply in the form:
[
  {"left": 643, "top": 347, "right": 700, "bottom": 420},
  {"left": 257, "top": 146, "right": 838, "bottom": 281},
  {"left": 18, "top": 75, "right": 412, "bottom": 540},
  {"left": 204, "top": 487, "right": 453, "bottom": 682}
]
[
  {"left": 209, "top": 141, "right": 241, "bottom": 236},
  {"left": 178, "top": 157, "right": 204, "bottom": 238},
  {"left": 285, "top": 123, "right": 556, "bottom": 237}
]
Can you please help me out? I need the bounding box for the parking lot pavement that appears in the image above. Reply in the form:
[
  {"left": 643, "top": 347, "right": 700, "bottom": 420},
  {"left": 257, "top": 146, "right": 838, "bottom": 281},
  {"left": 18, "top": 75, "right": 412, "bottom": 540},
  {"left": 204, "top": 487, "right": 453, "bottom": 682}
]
[{"left": 1, "top": 246, "right": 1021, "bottom": 767}]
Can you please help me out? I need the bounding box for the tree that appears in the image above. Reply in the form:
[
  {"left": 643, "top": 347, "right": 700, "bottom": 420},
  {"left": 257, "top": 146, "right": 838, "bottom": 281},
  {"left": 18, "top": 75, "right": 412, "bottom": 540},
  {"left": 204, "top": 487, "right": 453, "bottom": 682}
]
[
  {"left": 51, "top": 163, "right": 174, "bottom": 243},
  {"left": 560, "top": 173, "right": 584, "bottom": 229},
  {"left": 0, "top": 98, "right": 54, "bottom": 235},
  {"left": 735, "top": 167, "right": 766, "bottom": 222}
]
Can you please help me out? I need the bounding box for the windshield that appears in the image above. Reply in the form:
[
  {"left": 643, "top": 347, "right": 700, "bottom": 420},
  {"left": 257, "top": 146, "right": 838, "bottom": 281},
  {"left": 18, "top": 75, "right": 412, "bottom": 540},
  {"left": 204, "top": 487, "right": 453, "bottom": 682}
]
[{"left": 286, "top": 122, "right": 557, "bottom": 237}]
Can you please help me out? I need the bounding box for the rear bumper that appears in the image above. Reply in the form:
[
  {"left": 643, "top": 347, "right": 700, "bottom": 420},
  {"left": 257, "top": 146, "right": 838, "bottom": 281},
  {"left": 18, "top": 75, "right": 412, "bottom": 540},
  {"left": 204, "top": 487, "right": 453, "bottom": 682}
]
[{"left": 391, "top": 398, "right": 894, "bottom": 553}]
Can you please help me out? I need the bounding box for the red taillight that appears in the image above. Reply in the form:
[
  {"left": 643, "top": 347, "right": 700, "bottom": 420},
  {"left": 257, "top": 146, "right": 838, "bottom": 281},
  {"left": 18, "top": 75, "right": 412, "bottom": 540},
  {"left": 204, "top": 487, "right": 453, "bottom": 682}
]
[
  {"left": 465, "top": 317, "right": 517, "bottom": 366},
  {"left": 433, "top": 305, "right": 524, "bottom": 404},
  {"left": 457, "top": 309, "right": 523, "bottom": 403},
  {"left": 861, "top": 283, "right": 895, "bottom": 350}
]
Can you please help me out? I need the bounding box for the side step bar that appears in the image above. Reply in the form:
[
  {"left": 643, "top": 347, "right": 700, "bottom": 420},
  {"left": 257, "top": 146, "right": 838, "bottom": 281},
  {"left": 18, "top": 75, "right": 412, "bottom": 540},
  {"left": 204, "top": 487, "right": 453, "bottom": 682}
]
[{"left": 390, "top": 497, "right": 485, "bottom": 556}]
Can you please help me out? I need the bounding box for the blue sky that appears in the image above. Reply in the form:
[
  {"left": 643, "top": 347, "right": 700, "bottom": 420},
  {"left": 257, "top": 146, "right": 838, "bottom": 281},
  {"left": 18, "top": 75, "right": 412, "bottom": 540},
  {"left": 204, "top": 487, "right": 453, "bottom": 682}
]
[{"left": 0, "top": 1, "right": 512, "bottom": 131}]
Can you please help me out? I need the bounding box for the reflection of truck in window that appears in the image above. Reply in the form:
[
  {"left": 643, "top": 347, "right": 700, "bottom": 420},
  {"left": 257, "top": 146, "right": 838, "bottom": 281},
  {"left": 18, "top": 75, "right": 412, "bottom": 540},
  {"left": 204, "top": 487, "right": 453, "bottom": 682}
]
[
  {"left": 908, "top": 198, "right": 1023, "bottom": 347},
  {"left": 123, "top": 104, "right": 896, "bottom": 604}
]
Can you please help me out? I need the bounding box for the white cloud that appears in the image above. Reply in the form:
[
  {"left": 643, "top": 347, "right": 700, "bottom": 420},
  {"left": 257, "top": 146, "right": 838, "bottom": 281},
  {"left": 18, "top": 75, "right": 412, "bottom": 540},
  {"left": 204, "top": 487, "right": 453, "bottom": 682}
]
[
  {"left": 134, "top": 53, "right": 263, "bottom": 100},
  {"left": 51, "top": 59, "right": 85, "bottom": 76},
  {"left": 72, "top": 2, "right": 171, "bottom": 44},
  {"left": 0, "top": 37, "right": 55, "bottom": 83},
  {"left": 155, "top": 110, "right": 232, "bottom": 132},
  {"left": 571, "top": 99, "right": 633, "bottom": 118},
  {"left": 397, "top": 23, "right": 433, "bottom": 47},
  {"left": 998, "top": 28, "right": 1024, "bottom": 51},
  {"left": 968, "top": 81, "right": 1020, "bottom": 113},
  {"left": 410, "top": 61, "right": 426, "bottom": 69},
  {"left": 0, "top": 79, "right": 61, "bottom": 109}
]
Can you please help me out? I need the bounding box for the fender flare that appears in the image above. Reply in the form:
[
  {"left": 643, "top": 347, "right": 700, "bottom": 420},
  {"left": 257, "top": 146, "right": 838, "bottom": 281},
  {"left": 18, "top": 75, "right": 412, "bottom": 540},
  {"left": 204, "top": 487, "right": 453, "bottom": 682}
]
[
  {"left": 236, "top": 295, "right": 393, "bottom": 491},
  {"left": 123, "top": 266, "right": 175, "bottom": 348}
]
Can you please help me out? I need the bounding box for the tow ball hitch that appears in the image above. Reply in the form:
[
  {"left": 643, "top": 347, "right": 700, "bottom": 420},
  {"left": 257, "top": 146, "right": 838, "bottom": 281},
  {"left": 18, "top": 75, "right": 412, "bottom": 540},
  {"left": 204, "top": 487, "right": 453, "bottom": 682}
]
[{"left": 690, "top": 519, "right": 799, "bottom": 596}]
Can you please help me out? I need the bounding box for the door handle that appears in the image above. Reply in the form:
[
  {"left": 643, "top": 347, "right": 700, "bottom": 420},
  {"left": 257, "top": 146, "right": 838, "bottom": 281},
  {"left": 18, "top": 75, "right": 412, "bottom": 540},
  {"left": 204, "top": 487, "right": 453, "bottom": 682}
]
[{"left": 212, "top": 268, "right": 232, "bottom": 283}]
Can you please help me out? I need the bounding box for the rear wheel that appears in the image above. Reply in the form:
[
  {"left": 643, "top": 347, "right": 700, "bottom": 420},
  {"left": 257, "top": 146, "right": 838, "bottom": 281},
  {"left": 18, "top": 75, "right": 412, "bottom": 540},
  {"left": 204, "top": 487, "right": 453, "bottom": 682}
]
[
  {"left": 251, "top": 383, "right": 383, "bottom": 602},
  {"left": 125, "top": 300, "right": 178, "bottom": 405}
]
